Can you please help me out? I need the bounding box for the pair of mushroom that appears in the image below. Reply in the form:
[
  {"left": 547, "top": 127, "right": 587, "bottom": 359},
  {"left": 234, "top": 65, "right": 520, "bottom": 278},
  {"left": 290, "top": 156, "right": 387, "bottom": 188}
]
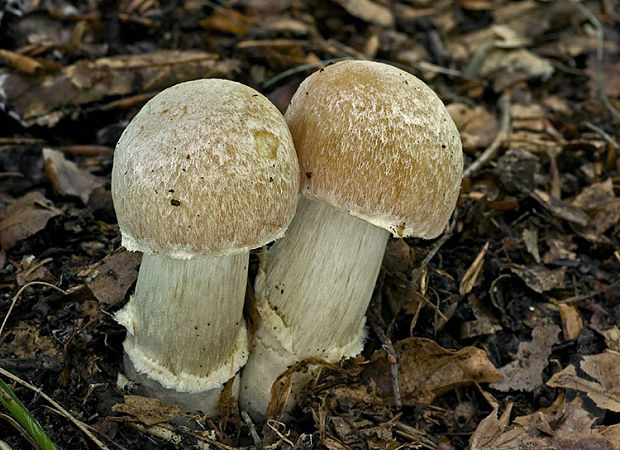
[{"left": 111, "top": 61, "right": 463, "bottom": 418}]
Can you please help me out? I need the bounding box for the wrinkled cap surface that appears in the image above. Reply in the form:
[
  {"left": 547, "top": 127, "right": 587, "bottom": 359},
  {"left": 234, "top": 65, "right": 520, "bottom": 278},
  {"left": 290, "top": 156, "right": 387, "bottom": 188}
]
[
  {"left": 285, "top": 60, "right": 463, "bottom": 238},
  {"left": 112, "top": 79, "right": 299, "bottom": 258}
]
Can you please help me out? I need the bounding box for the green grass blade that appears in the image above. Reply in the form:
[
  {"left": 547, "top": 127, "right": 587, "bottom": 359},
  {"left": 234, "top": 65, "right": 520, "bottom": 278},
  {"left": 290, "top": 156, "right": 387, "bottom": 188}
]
[{"left": 0, "top": 378, "right": 57, "bottom": 450}]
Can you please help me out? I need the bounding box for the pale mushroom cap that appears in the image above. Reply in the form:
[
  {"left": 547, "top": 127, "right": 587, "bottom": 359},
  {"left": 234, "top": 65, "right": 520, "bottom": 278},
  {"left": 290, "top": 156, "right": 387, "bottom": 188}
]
[
  {"left": 112, "top": 79, "right": 299, "bottom": 258},
  {"left": 285, "top": 60, "right": 463, "bottom": 238}
]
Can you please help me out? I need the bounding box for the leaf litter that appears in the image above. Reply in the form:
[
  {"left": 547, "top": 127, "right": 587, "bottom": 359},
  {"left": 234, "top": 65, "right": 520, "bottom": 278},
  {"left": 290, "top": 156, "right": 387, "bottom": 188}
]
[{"left": 0, "top": 0, "right": 618, "bottom": 448}]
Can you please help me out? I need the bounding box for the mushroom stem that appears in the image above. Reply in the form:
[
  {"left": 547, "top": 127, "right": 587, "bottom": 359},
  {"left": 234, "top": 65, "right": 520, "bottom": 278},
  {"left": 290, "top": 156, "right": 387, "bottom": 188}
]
[
  {"left": 239, "top": 196, "right": 389, "bottom": 418},
  {"left": 116, "top": 252, "right": 249, "bottom": 414}
]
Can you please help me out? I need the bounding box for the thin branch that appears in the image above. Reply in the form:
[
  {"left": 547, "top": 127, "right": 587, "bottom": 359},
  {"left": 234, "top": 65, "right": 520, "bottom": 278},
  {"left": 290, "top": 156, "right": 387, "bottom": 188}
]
[
  {"left": 462, "top": 93, "right": 511, "bottom": 179},
  {"left": 0, "top": 282, "right": 68, "bottom": 337},
  {"left": 568, "top": 0, "right": 620, "bottom": 119},
  {"left": 261, "top": 58, "right": 346, "bottom": 90},
  {"left": 241, "top": 410, "right": 263, "bottom": 450},
  {"left": 584, "top": 122, "right": 618, "bottom": 149},
  {"left": 411, "top": 210, "right": 458, "bottom": 288},
  {"left": 0, "top": 366, "right": 108, "bottom": 450},
  {"left": 368, "top": 290, "right": 402, "bottom": 409}
]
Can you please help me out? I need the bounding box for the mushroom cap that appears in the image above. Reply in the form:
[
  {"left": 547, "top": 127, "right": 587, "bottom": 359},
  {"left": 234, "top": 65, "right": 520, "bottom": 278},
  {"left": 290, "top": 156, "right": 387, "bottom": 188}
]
[
  {"left": 112, "top": 79, "right": 299, "bottom": 258},
  {"left": 285, "top": 60, "right": 463, "bottom": 239}
]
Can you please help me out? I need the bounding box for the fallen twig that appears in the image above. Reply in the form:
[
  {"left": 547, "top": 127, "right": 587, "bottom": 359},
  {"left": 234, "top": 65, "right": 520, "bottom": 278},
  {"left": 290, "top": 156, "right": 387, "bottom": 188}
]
[
  {"left": 0, "top": 366, "right": 109, "bottom": 449},
  {"left": 241, "top": 410, "right": 263, "bottom": 450},
  {"left": 0, "top": 281, "right": 68, "bottom": 337},
  {"left": 368, "top": 290, "right": 402, "bottom": 409},
  {"left": 568, "top": 0, "right": 620, "bottom": 119},
  {"left": 462, "top": 93, "right": 511, "bottom": 179}
]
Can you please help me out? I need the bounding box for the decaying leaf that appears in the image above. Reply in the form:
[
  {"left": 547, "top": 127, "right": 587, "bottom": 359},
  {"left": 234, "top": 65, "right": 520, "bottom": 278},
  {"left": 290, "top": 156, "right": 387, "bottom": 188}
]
[
  {"left": 522, "top": 228, "right": 540, "bottom": 263},
  {"left": 84, "top": 249, "right": 142, "bottom": 306},
  {"left": 447, "top": 103, "right": 499, "bottom": 150},
  {"left": 1, "top": 321, "right": 62, "bottom": 360},
  {"left": 495, "top": 149, "right": 539, "bottom": 195},
  {"left": 43, "top": 148, "right": 106, "bottom": 204},
  {"left": 0, "top": 191, "right": 62, "bottom": 250},
  {"left": 112, "top": 395, "right": 181, "bottom": 425},
  {"left": 367, "top": 338, "right": 502, "bottom": 404},
  {"left": 15, "top": 254, "right": 54, "bottom": 286},
  {"left": 459, "top": 241, "right": 489, "bottom": 295},
  {"left": 0, "top": 50, "right": 239, "bottom": 127},
  {"left": 460, "top": 296, "right": 502, "bottom": 339},
  {"left": 547, "top": 351, "right": 620, "bottom": 412},
  {"left": 480, "top": 48, "right": 554, "bottom": 91},
  {"left": 558, "top": 303, "right": 583, "bottom": 340},
  {"left": 572, "top": 178, "right": 615, "bottom": 210},
  {"left": 604, "top": 327, "right": 620, "bottom": 352},
  {"left": 471, "top": 395, "right": 617, "bottom": 450},
  {"left": 543, "top": 234, "right": 577, "bottom": 265},
  {"left": 332, "top": 0, "right": 394, "bottom": 27},
  {"left": 531, "top": 189, "right": 589, "bottom": 226},
  {"left": 510, "top": 264, "right": 565, "bottom": 294},
  {"left": 469, "top": 403, "right": 513, "bottom": 450},
  {"left": 571, "top": 178, "right": 620, "bottom": 241},
  {"left": 599, "top": 423, "right": 620, "bottom": 449},
  {"left": 382, "top": 239, "right": 413, "bottom": 274},
  {"left": 491, "top": 324, "right": 560, "bottom": 392}
]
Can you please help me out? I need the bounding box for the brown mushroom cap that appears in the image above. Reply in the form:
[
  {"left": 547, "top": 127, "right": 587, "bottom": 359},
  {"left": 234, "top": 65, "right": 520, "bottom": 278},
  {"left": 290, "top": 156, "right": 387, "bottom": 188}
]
[
  {"left": 112, "top": 79, "right": 299, "bottom": 258},
  {"left": 285, "top": 60, "right": 462, "bottom": 239}
]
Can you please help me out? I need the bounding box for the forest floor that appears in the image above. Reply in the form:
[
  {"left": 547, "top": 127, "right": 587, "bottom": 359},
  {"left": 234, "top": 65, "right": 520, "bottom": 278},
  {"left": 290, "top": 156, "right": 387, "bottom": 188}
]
[{"left": 0, "top": 0, "right": 618, "bottom": 448}]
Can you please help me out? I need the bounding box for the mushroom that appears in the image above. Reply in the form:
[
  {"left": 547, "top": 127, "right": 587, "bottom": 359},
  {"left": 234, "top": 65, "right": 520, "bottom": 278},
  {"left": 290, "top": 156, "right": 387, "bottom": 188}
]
[
  {"left": 239, "top": 60, "right": 463, "bottom": 418},
  {"left": 111, "top": 79, "right": 299, "bottom": 415}
]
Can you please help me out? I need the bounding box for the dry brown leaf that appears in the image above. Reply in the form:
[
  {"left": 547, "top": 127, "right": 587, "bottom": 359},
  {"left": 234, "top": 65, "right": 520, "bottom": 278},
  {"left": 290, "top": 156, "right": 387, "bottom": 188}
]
[
  {"left": 471, "top": 396, "right": 617, "bottom": 449},
  {"left": 558, "top": 303, "right": 583, "bottom": 340},
  {"left": 382, "top": 239, "right": 412, "bottom": 274},
  {"left": 1, "top": 50, "right": 239, "bottom": 127},
  {"left": 577, "top": 198, "right": 620, "bottom": 242},
  {"left": 572, "top": 178, "right": 615, "bottom": 210},
  {"left": 199, "top": 8, "right": 252, "bottom": 34},
  {"left": 543, "top": 234, "right": 577, "bottom": 265},
  {"left": 43, "top": 148, "right": 106, "bottom": 204},
  {"left": 495, "top": 149, "right": 539, "bottom": 195},
  {"left": 480, "top": 48, "right": 554, "bottom": 91},
  {"left": 460, "top": 295, "right": 502, "bottom": 339},
  {"left": 85, "top": 249, "right": 141, "bottom": 306},
  {"left": 112, "top": 395, "right": 181, "bottom": 425},
  {"left": 459, "top": 241, "right": 489, "bottom": 295},
  {"left": 547, "top": 359, "right": 620, "bottom": 413},
  {"left": 0, "top": 191, "right": 62, "bottom": 250},
  {"left": 531, "top": 189, "right": 589, "bottom": 226},
  {"left": 599, "top": 423, "right": 620, "bottom": 449},
  {"left": 491, "top": 324, "right": 560, "bottom": 392},
  {"left": 547, "top": 351, "right": 620, "bottom": 413},
  {"left": 447, "top": 103, "right": 499, "bottom": 150},
  {"left": 469, "top": 403, "right": 513, "bottom": 449},
  {"left": 332, "top": 0, "right": 394, "bottom": 28},
  {"left": 0, "top": 49, "right": 49, "bottom": 75},
  {"left": 522, "top": 228, "right": 540, "bottom": 263},
  {"left": 510, "top": 264, "right": 565, "bottom": 294},
  {"left": 581, "top": 352, "right": 620, "bottom": 401},
  {"left": 1, "top": 321, "right": 62, "bottom": 360},
  {"left": 15, "top": 255, "right": 54, "bottom": 286},
  {"left": 367, "top": 337, "right": 502, "bottom": 405},
  {"left": 604, "top": 327, "right": 620, "bottom": 352}
]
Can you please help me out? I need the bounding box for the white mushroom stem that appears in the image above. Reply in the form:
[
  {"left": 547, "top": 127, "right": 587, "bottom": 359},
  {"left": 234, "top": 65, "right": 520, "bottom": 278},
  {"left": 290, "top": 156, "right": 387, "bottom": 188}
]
[
  {"left": 116, "top": 252, "right": 249, "bottom": 415},
  {"left": 239, "top": 196, "right": 389, "bottom": 418}
]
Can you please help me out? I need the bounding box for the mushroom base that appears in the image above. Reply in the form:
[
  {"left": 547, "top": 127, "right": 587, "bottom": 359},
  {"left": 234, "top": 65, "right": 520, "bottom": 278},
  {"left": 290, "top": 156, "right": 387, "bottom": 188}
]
[
  {"left": 116, "top": 252, "right": 249, "bottom": 415},
  {"left": 239, "top": 196, "right": 389, "bottom": 419},
  {"left": 123, "top": 354, "right": 240, "bottom": 416}
]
